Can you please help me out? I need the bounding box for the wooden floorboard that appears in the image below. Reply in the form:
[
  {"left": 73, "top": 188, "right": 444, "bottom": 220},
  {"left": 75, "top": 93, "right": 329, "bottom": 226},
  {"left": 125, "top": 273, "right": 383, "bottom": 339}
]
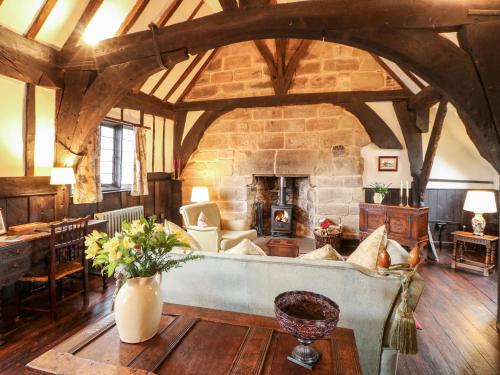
[{"left": 0, "top": 248, "right": 497, "bottom": 375}]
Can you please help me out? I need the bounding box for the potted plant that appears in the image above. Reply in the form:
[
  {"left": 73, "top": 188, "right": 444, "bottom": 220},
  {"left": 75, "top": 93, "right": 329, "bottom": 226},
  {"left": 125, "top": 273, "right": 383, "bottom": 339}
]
[
  {"left": 85, "top": 216, "right": 201, "bottom": 343},
  {"left": 369, "top": 182, "right": 390, "bottom": 204}
]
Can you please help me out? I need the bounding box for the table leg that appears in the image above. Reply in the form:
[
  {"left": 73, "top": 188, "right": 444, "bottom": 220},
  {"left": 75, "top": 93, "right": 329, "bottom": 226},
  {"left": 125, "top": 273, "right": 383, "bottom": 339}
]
[
  {"left": 484, "top": 244, "right": 492, "bottom": 276},
  {"left": 451, "top": 239, "right": 457, "bottom": 269}
]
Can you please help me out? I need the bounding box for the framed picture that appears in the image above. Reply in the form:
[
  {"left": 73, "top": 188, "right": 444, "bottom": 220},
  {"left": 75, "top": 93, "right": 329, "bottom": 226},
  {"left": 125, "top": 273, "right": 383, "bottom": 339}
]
[
  {"left": 378, "top": 156, "right": 398, "bottom": 171},
  {"left": 0, "top": 208, "right": 5, "bottom": 235}
]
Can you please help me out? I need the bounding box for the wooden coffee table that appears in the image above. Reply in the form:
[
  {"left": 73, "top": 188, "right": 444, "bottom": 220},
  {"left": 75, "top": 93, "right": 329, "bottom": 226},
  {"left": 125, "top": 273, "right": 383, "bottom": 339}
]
[
  {"left": 26, "top": 303, "right": 361, "bottom": 375},
  {"left": 265, "top": 238, "right": 300, "bottom": 257}
]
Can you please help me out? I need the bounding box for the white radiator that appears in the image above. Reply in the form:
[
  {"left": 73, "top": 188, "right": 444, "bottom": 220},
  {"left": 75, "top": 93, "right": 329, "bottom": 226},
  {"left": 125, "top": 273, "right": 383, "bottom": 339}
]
[{"left": 94, "top": 206, "right": 144, "bottom": 236}]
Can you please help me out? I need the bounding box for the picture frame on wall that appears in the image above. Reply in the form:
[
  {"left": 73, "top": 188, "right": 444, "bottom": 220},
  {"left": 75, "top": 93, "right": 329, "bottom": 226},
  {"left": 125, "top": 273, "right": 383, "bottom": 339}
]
[
  {"left": 378, "top": 156, "right": 398, "bottom": 172},
  {"left": 0, "top": 208, "right": 6, "bottom": 235}
]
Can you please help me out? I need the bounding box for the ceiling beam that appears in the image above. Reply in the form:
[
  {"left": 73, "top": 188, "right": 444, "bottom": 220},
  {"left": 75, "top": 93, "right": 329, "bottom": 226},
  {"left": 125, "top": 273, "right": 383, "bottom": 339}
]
[
  {"left": 173, "top": 90, "right": 408, "bottom": 112},
  {"left": 117, "top": 91, "right": 174, "bottom": 118},
  {"left": 419, "top": 100, "right": 448, "bottom": 200},
  {"left": 0, "top": 25, "right": 62, "bottom": 87},
  {"left": 164, "top": 53, "right": 205, "bottom": 102},
  {"left": 25, "top": 0, "right": 58, "bottom": 39},
  {"left": 408, "top": 86, "right": 442, "bottom": 110},
  {"left": 62, "top": 0, "right": 103, "bottom": 50},
  {"left": 62, "top": 0, "right": 500, "bottom": 69},
  {"left": 342, "top": 101, "right": 402, "bottom": 149},
  {"left": 370, "top": 54, "right": 413, "bottom": 94},
  {"left": 219, "top": 0, "right": 238, "bottom": 10},
  {"left": 116, "top": 0, "right": 151, "bottom": 36}
]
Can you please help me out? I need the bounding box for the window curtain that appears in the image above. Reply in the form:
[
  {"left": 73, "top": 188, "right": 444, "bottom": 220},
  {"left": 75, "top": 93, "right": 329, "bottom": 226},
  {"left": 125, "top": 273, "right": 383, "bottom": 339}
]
[
  {"left": 131, "top": 127, "right": 149, "bottom": 196},
  {"left": 73, "top": 129, "right": 103, "bottom": 204}
]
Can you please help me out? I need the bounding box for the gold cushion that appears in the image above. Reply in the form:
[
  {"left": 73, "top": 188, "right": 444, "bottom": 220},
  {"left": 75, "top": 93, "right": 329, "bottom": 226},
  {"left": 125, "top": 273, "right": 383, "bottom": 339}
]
[
  {"left": 299, "top": 244, "right": 344, "bottom": 261},
  {"left": 223, "top": 239, "right": 267, "bottom": 256},
  {"left": 347, "top": 225, "right": 387, "bottom": 270}
]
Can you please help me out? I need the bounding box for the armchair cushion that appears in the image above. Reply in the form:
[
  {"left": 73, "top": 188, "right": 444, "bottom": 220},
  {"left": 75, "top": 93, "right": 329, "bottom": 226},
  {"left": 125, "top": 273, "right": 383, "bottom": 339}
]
[
  {"left": 197, "top": 211, "right": 209, "bottom": 227},
  {"left": 223, "top": 239, "right": 267, "bottom": 256},
  {"left": 180, "top": 202, "right": 222, "bottom": 229},
  {"left": 221, "top": 219, "right": 250, "bottom": 231},
  {"left": 220, "top": 229, "right": 258, "bottom": 251}
]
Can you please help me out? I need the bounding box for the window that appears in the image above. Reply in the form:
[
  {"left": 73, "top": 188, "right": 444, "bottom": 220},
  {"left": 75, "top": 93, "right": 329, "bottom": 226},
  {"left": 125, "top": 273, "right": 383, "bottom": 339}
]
[{"left": 99, "top": 122, "right": 135, "bottom": 189}]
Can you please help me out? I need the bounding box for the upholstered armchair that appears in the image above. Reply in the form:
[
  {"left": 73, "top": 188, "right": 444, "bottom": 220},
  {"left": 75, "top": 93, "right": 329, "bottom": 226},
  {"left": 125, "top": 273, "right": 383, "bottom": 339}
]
[{"left": 179, "top": 202, "right": 257, "bottom": 252}]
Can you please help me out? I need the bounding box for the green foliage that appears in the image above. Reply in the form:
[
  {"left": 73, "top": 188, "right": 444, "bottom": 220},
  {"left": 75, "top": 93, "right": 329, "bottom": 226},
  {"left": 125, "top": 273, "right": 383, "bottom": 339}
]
[
  {"left": 369, "top": 181, "right": 391, "bottom": 194},
  {"left": 85, "top": 216, "right": 202, "bottom": 279}
]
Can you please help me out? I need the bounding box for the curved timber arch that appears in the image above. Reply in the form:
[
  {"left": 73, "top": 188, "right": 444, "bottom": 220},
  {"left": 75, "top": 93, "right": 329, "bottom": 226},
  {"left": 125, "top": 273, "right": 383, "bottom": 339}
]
[
  {"left": 64, "top": 1, "right": 500, "bottom": 170},
  {"left": 179, "top": 102, "right": 402, "bottom": 171}
]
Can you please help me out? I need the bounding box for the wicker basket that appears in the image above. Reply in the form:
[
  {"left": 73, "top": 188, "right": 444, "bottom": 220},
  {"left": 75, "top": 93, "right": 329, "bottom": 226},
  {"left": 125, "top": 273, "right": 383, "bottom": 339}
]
[{"left": 314, "top": 231, "right": 342, "bottom": 250}]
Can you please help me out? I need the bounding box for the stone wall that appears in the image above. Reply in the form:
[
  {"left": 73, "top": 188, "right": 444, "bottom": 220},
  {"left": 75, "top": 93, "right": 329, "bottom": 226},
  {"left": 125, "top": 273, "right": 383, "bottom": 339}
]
[
  {"left": 186, "top": 39, "right": 399, "bottom": 101},
  {"left": 182, "top": 40, "right": 399, "bottom": 237}
]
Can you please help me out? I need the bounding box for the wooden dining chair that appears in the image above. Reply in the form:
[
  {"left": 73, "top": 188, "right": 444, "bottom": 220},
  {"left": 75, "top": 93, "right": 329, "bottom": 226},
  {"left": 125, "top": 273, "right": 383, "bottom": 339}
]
[{"left": 16, "top": 216, "right": 90, "bottom": 321}]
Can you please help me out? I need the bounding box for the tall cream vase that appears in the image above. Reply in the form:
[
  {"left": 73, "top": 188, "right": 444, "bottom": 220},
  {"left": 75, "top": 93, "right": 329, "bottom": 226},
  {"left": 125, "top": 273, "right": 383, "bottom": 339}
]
[{"left": 114, "top": 273, "right": 163, "bottom": 343}]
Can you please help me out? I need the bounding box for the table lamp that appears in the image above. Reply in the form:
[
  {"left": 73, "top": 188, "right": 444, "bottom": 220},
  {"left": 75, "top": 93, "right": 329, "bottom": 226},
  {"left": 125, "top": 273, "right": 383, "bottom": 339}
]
[
  {"left": 463, "top": 190, "right": 497, "bottom": 236},
  {"left": 191, "top": 187, "right": 209, "bottom": 203}
]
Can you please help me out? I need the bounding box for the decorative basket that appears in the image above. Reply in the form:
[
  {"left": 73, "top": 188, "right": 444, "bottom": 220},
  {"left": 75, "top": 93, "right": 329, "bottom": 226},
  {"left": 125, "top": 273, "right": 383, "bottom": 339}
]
[{"left": 314, "top": 231, "right": 342, "bottom": 250}]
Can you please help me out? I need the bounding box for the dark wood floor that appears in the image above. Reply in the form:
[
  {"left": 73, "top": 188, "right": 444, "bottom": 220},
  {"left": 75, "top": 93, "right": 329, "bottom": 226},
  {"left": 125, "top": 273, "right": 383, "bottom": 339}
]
[{"left": 0, "top": 249, "right": 498, "bottom": 375}]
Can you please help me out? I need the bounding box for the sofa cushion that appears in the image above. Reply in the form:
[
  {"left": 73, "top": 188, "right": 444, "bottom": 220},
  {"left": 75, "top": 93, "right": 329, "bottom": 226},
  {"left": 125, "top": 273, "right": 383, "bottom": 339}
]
[
  {"left": 347, "top": 225, "right": 387, "bottom": 270},
  {"left": 197, "top": 211, "right": 209, "bottom": 227},
  {"left": 223, "top": 239, "right": 267, "bottom": 256},
  {"left": 219, "top": 229, "right": 258, "bottom": 250},
  {"left": 165, "top": 220, "right": 201, "bottom": 250},
  {"left": 386, "top": 239, "right": 409, "bottom": 265},
  {"left": 299, "top": 244, "right": 344, "bottom": 261}
]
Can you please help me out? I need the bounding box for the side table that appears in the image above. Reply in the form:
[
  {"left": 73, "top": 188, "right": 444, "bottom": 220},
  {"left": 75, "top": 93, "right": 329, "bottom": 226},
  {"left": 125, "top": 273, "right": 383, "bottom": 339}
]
[{"left": 451, "top": 231, "right": 498, "bottom": 276}]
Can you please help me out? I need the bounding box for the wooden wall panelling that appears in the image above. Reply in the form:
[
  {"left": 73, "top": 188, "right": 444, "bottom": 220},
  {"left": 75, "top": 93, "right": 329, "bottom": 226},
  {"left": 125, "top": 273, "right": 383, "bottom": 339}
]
[
  {"left": 97, "top": 192, "right": 122, "bottom": 213},
  {"left": 68, "top": 202, "right": 98, "bottom": 218},
  {"left": 6, "top": 198, "right": 29, "bottom": 228},
  {"left": 29, "top": 195, "right": 55, "bottom": 222},
  {"left": 170, "top": 180, "right": 182, "bottom": 225},
  {"left": 142, "top": 181, "right": 155, "bottom": 217}
]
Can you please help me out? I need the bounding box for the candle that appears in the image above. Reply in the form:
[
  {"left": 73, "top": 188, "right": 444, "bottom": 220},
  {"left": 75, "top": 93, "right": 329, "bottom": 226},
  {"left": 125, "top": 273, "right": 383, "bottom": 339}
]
[
  {"left": 400, "top": 180, "right": 403, "bottom": 197},
  {"left": 177, "top": 159, "right": 181, "bottom": 179},
  {"left": 172, "top": 159, "right": 176, "bottom": 178},
  {"left": 406, "top": 180, "right": 409, "bottom": 204}
]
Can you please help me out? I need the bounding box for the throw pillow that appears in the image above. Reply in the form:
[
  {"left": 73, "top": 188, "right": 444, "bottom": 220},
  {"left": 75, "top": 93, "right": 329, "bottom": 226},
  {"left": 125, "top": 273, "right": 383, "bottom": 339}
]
[
  {"left": 386, "top": 239, "right": 409, "bottom": 265},
  {"left": 299, "top": 244, "right": 344, "bottom": 261},
  {"left": 347, "top": 225, "right": 387, "bottom": 270},
  {"left": 197, "top": 211, "right": 209, "bottom": 227},
  {"left": 224, "top": 239, "right": 267, "bottom": 256},
  {"left": 164, "top": 220, "right": 201, "bottom": 250}
]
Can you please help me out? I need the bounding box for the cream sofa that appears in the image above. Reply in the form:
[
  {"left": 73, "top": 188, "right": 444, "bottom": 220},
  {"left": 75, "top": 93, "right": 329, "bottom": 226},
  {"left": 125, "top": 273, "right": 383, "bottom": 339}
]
[
  {"left": 179, "top": 202, "right": 257, "bottom": 252},
  {"left": 163, "top": 243, "right": 424, "bottom": 375}
]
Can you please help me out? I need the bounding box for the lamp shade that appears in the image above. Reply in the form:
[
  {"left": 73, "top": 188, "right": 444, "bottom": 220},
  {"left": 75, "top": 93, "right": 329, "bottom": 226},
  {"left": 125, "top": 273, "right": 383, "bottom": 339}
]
[
  {"left": 463, "top": 190, "right": 497, "bottom": 213},
  {"left": 50, "top": 167, "right": 76, "bottom": 185},
  {"left": 191, "top": 187, "right": 209, "bottom": 203}
]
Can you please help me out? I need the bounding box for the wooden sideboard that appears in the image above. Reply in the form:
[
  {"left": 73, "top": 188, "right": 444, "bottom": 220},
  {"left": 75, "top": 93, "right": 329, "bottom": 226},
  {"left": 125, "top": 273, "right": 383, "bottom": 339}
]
[{"left": 359, "top": 203, "right": 429, "bottom": 249}]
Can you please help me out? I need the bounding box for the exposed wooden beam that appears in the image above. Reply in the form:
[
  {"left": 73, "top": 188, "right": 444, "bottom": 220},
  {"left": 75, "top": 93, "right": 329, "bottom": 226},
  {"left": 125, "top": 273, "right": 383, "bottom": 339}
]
[
  {"left": 219, "top": 0, "right": 238, "bottom": 10},
  {"left": 239, "top": 0, "right": 273, "bottom": 9},
  {"left": 62, "top": 0, "right": 103, "bottom": 50},
  {"left": 408, "top": 86, "right": 442, "bottom": 110},
  {"left": 419, "top": 100, "right": 448, "bottom": 201},
  {"left": 24, "top": 84, "right": 36, "bottom": 176},
  {"left": 164, "top": 53, "right": 205, "bottom": 102},
  {"left": 253, "top": 40, "right": 278, "bottom": 83},
  {"left": 157, "top": 0, "right": 183, "bottom": 26},
  {"left": 459, "top": 22, "right": 500, "bottom": 148},
  {"left": 0, "top": 25, "right": 62, "bottom": 87},
  {"left": 400, "top": 66, "right": 426, "bottom": 90},
  {"left": 117, "top": 91, "right": 174, "bottom": 118},
  {"left": 393, "top": 100, "right": 423, "bottom": 206},
  {"left": 25, "top": 0, "right": 58, "bottom": 39},
  {"left": 177, "top": 49, "right": 219, "bottom": 102},
  {"left": 342, "top": 101, "right": 403, "bottom": 149},
  {"left": 174, "top": 90, "right": 408, "bottom": 111},
  {"left": 173, "top": 111, "right": 187, "bottom": 162},
  {"left": 415, "top": 109, "right": 430, "bottom": 133},
  {"left": 149, "top": 69, "right": 173, "bottom": 96},
  {"left": 283, "top": 39, "right": 311, "bottom": 93},
  {"left": 63, "top": 1, "right": 500, "bottom": 69},
  {"left": 116, "top": 0, "right": 150, "bottom": 36},
  {"left": 180, "top": 111, "right": 227, "bottom": 170}
]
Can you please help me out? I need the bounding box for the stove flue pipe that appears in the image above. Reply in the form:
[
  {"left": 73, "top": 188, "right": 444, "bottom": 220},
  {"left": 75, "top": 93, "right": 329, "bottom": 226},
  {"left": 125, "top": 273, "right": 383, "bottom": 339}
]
[{"left": 279, "top": 176, "right": 287, "bottom": 206}]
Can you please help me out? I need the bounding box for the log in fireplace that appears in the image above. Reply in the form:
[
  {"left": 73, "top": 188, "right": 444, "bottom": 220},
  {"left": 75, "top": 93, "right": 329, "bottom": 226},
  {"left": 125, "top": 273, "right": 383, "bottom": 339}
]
[{"left": 271, "top": 176, "right": 293, "bottom": 237}]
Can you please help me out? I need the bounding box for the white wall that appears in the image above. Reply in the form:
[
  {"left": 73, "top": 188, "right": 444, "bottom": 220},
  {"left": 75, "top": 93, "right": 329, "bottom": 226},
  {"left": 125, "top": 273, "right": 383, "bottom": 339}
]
[{"left": 34, "top": 86, "right": 55, "bottom": 176}]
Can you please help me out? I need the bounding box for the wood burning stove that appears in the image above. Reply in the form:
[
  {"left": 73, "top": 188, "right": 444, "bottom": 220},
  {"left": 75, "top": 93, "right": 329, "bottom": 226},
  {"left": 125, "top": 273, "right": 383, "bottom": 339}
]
[{"left": 271, "top": 177, "right": 293, "bottom": 237}]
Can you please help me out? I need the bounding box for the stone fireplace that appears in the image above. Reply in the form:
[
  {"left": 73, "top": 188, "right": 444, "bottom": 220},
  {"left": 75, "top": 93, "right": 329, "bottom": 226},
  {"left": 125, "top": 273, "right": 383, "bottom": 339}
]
[{"left": 180, "top": 40, "right": 395, "bottom": 238}]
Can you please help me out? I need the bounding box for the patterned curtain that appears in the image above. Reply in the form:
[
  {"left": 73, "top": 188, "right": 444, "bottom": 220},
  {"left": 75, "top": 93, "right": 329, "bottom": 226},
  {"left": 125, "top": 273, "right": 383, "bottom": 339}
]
[
  {"left": 73, "top": 129, "right": 103, "bottom": 204},
  {"left": 131, "top": 127, "right": 149, "bottom": 196}
]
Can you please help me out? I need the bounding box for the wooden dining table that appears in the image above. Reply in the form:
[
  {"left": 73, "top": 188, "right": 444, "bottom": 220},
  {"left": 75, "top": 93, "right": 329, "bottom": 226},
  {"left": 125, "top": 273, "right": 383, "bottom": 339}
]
[{"left": 0, "top": 219, "right": 107, "bottom": 345}]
